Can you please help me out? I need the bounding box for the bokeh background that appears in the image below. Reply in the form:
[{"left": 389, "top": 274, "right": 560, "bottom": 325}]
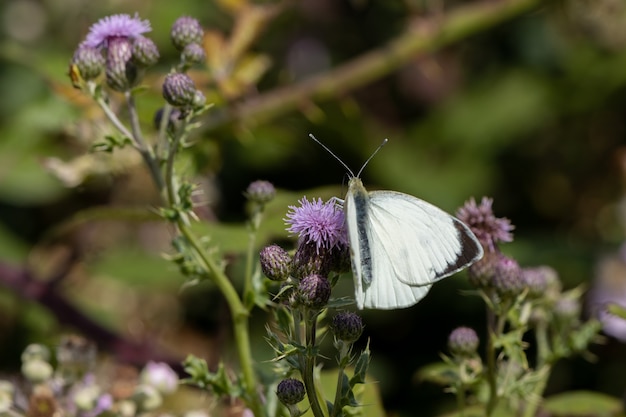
[{"left": 1, "top": 0, "right": 626, "bottom": 415}]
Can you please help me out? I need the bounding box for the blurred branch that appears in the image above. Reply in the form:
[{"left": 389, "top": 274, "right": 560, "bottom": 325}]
[
  {"left": 0, "top": 259, "right": 183, "bottom": 372},
  {"left": 202, "top": 0, "right": 547, "bottom": 130}
]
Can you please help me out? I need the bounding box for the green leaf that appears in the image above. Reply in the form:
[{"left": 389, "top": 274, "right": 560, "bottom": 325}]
[{"left": 543, "top": 391, "right": 622, "bottom": 417}]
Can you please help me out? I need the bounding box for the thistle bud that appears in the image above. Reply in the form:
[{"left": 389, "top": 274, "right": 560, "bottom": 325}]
[
  {"left": 246, "top": 180, "right": 276, "bottom": 204},
  {"left": 448, "top": 326, "right": 479, "bottom": 356},
  {"left": 298, "top": 274, "right": 331, "bottom": 309},
  {"left": 331, "top": 312, "right": 364, "bottom": 343},
  {"left": 106, "top": 37, "right": 135, "bottom": 91},
  {"left": 181, "top": 43, "right": 206, "bottom": 65},
  {"left": 492, "top": 255, "right": 523, "bottom": 297},
  {"left": 132, "top": 36, "right": 159, "bottom": 67},
  {"left": 468, "top": 250, "right": 498, "bottom": 288},
  {"left": 260, "top": 245, "right": 292, "bottom": 281},
  {"left": 162, "top": 73, "right": 197, "bottom": 107},
  {"left": 171, "top": 17, "right": 203, "bottom": 51},
  {"left": 276, "top": 378, "right": 305, "bottom": 405},
  {"left": 72, "top": 44, "right": 104, "bottom": 81}
]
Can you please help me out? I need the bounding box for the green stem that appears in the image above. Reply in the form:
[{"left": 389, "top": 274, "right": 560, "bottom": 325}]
[
  {"left": 485, "top": 298, "right": 498, "bottom": 416},
  {"left": 124, "top": 91, "right": 165, "bottom": 192},
  {"left": 331, "top": 343, "right": 350, "bottom": 417},
  {"left": 301, "top": 311, "right": 327, "bottom": 417},
  {"left": 161, "top": 121, "right": 263, "bottom": 416},
  {"left": 178, "top": 222, "right": 264, "bottom": 416}
]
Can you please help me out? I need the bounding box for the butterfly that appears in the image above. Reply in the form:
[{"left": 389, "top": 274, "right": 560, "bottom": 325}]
[{"left": 311, "top": 135, "right": 484, "bottom": 309}]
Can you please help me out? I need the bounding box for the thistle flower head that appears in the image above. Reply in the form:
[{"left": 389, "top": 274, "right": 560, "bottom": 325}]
[
  {"left": 84, "top": 13, "right": 152, "bottom": 49},
  {"left": 456, "top": 197, "right": 514, "bottom": 252},
  {"left": 285, "top": 197, "right": 347, "bottom": 253}
]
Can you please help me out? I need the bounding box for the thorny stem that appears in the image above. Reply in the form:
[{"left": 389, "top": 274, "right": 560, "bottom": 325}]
[{"left": 177, "top": 222, "right": 264, "bottom": 417}]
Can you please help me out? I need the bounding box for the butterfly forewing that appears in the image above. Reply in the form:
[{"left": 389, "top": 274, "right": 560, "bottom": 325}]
[{"left": 368, "top": 190, "right": 482, "bottom": 286}]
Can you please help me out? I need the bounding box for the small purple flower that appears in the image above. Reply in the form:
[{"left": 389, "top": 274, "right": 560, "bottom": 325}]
[
  {"left": 84, "top": 13, "right": 152, "bottom": 49},
  {"left": 285, "top": 197, "right": 347, "bottom": 252},
  {"left": 456, "top": 197, "right": 514, "bottom": 252},
  {"left": 140, "top": 361, "right": 178, "bottom": 395}
]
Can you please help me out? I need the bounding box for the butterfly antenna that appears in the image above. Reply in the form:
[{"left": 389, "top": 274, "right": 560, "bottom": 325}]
[
  {"left": 309, "top": 134, "right": 355, "bottom": 177},
  {"left": 356, "top": 138, "right": 388, "bottom": 178}
]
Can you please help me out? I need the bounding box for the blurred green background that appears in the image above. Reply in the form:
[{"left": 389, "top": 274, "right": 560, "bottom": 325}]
[{"left": 1, "top": 0, "right": 626, "bottom": 415}]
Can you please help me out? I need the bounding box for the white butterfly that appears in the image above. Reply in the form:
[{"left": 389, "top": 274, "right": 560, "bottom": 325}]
[{"left": 311, "top": 135, "right": 484, "bottom": 310}]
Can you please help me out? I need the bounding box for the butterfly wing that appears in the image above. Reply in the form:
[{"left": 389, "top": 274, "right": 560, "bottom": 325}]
[{"left": 346, "top": 182, "right": 483, "bottom": 309}]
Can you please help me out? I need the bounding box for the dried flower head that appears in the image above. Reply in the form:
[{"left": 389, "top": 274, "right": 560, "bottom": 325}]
[
  {"left": 285, "top": 197, "right": 347, "bottom": 253},
  {"left": 84, "top": 13, "right": 152, "bottom": 49},
  {"left": 456, "top": 197, "right": 514, "bottom": 252}
]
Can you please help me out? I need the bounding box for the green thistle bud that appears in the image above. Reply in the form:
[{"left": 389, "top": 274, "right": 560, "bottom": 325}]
[
  {"left": 260, "top": 245, "right": 292, "bottom": 281},
  {"left": 276, "top": 378, "right": 305, "bottom": 405},
  {"left": 331, "top": 312, "right": 364, "bottom": 343},
  {"left": 448, "top": 326, "right": 479, "bottom": 356},
  {"left": 298, "top": 274, "right": 331, "bottom": 309}
]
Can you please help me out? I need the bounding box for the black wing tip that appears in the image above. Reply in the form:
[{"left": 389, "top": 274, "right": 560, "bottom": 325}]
[{"left": 438, "top": 221, "right": 484, "bottom": 277}]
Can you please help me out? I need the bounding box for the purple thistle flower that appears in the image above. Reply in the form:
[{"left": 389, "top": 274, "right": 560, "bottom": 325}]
[
  {"left": 456, "top": 197, "right": 514, "bottom": 252},
  {"left": 285, "top": 197, "right": 347, "bottom": 252},
  {"left": 84, "top": 13, "right": 152, "bottom": 49}
]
